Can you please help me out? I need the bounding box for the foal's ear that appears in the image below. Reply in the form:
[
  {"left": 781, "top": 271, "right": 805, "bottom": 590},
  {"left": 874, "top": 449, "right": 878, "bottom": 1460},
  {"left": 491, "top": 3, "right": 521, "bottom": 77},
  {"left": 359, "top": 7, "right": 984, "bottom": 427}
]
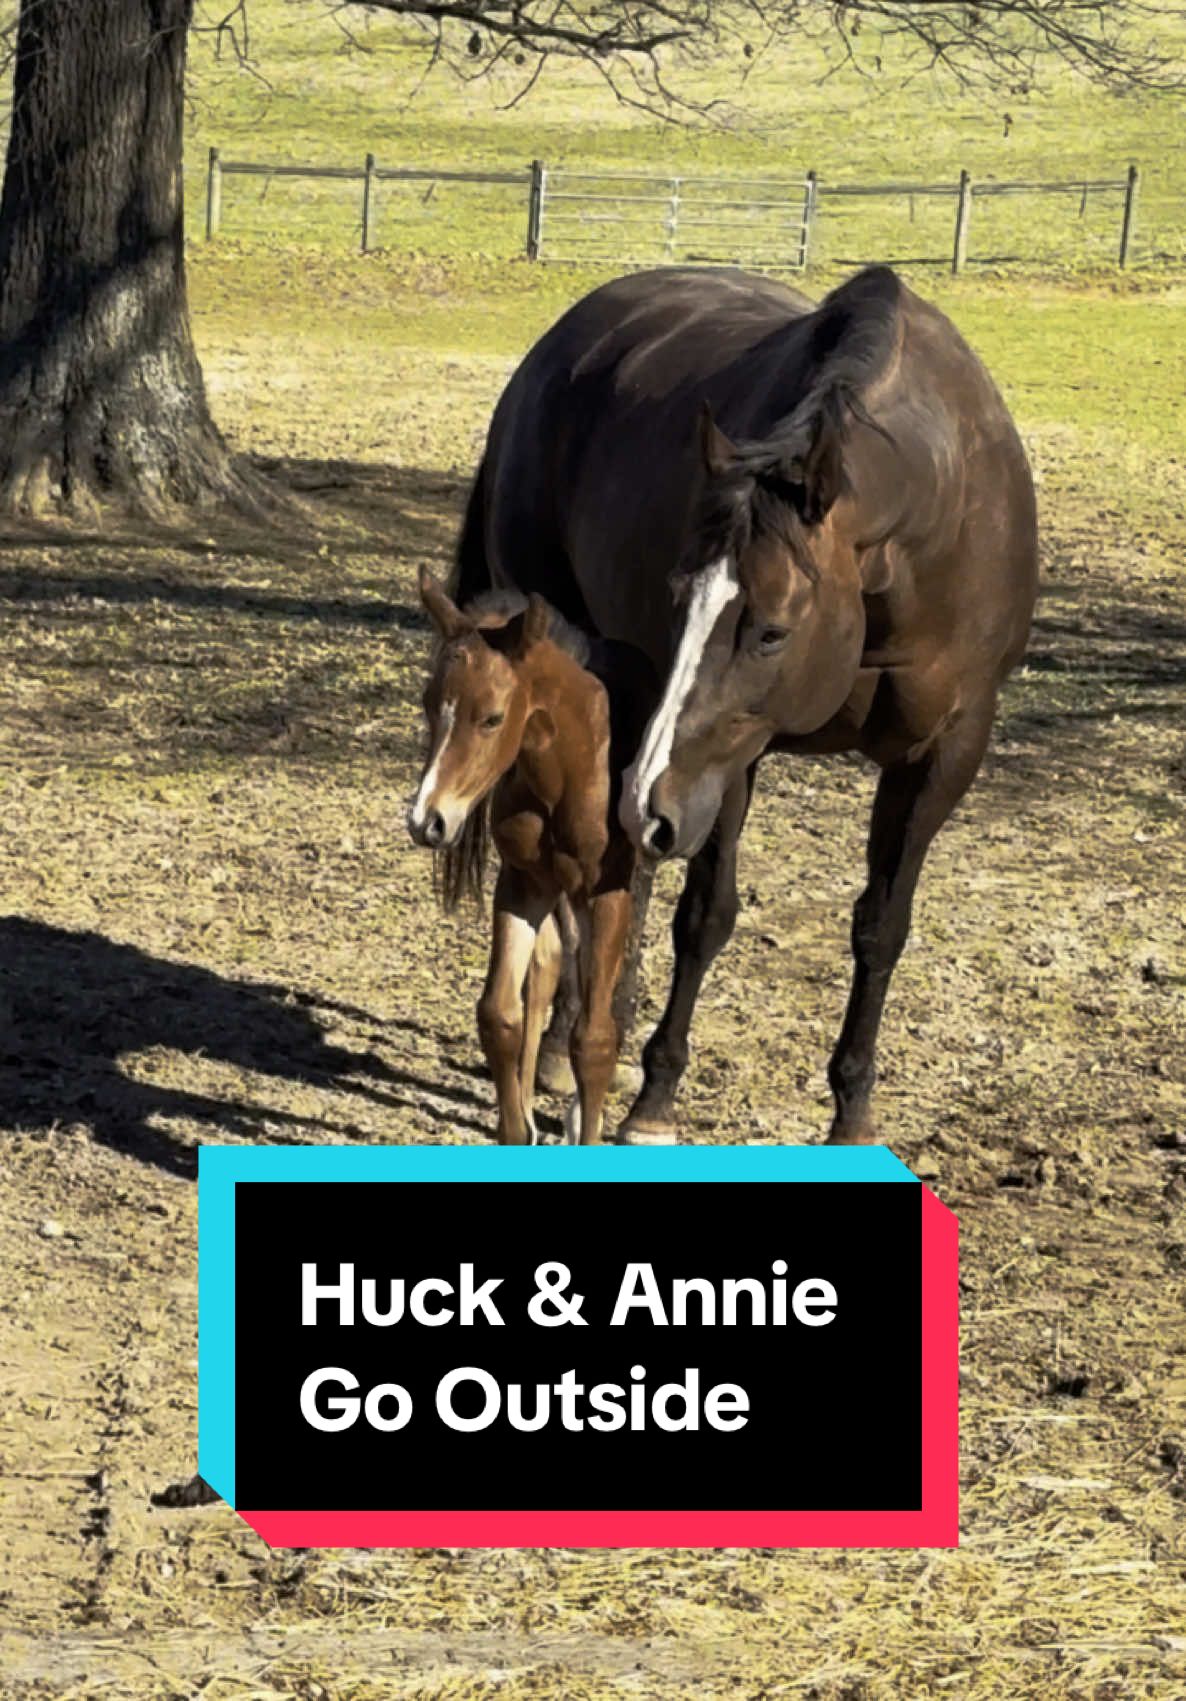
[
  {"left": 419, "top": 567, "right": 469, "bottom": 640},
  {"left": 700, "top": 401, "right": 740, "bottom": 478},
  {"left": 523, "top": 594, "right": 550, "bottom": 649}
]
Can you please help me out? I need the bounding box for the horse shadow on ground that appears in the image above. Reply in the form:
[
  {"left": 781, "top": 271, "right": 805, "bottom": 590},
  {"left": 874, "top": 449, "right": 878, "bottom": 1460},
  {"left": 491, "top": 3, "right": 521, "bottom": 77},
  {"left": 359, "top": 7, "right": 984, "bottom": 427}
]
[{"left": 0, "top": 916, "right": 496, "bottom": 1179}]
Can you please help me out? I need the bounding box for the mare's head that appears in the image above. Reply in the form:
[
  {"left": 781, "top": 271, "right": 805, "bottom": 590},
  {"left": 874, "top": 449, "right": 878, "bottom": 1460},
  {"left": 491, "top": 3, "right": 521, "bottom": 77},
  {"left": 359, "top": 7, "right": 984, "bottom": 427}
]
[
  {"left": 621, "top": 390, "right": 875, "bottom": 859},
  {"left": 407, "top": 570, "right": 552, "bottom": 850}
]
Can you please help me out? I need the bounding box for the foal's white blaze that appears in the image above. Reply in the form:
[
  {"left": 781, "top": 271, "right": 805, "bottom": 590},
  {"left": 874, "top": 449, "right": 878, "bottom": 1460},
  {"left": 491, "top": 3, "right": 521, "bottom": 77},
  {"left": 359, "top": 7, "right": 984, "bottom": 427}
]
[
  {"left": 408, "top": 700, "right": 455, "bottom": 830},
  {"left": 621, "top": 556, "right": 740, "bottom": 841}
]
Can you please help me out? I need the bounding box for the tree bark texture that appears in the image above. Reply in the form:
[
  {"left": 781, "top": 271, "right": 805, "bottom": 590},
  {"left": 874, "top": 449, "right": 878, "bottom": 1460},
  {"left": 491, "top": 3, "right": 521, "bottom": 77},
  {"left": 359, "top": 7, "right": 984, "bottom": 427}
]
[{"left": 0, "top": 0, "right": 253, "bottom": 515}]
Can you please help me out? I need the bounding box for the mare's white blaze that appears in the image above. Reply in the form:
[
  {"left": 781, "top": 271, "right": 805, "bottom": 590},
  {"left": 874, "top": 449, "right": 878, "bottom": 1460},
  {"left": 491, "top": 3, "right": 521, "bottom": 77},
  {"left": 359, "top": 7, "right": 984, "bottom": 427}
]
[
  {"left": 621, "top": 556, "right": 740, "bottom": 838},
  {"left": 409, "top": 701, "right": 455, "bottom": 828}
]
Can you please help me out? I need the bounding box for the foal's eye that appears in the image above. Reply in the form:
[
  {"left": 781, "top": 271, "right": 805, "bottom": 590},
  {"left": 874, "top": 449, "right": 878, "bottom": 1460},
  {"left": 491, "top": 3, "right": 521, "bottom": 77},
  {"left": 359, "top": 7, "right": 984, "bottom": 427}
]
[
  {"left": 756, "top": 625, "right": 790, "bottom": 654},
  {"left": 481, "top": 711, "right": 506, "bottom": 730}
]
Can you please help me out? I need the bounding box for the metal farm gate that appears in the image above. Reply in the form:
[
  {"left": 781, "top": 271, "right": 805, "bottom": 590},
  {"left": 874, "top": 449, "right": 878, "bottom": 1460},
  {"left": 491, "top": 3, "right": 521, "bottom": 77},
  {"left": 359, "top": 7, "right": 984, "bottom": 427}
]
[{"left": 531, "top": 167, "right": 818, "bottom": 269}]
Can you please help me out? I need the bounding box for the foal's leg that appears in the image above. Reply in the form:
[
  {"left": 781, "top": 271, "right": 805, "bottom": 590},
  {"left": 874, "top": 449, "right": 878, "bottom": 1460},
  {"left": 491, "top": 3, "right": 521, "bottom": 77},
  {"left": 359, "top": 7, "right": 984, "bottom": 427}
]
[
  {"left": 477, "top": 869, "right": 555, "bottom": 1146},
  {"left": 520, "top": 912, "right": 562, "bottom": 1142},
  {"left": 566, "top": 885, "right": 633, "bottom": 1146},
  {"left": 536, "top": 933, "right": 579, "bottom": 1096},
  {"left": 828, "top": 702, "right": 994, "bottom": 1145},
  {"left": 542, "top": 863, "right": 654, "bottom": 1097},
  {"left": 619, "top": 762, "right": 758, "bottom": 1145}
]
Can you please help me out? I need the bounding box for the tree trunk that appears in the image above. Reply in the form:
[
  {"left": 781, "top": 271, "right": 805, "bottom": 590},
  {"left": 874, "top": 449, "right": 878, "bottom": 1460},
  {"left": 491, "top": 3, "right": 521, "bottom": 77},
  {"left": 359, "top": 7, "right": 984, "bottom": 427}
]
[{"left": 0, "top": 0, "right": 258, "bottom": 517}]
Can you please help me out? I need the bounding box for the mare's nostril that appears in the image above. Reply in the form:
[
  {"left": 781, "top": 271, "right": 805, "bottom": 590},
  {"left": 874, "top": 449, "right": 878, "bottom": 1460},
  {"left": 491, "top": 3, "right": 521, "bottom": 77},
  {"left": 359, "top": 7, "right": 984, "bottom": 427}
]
[
  {"left": 423, "top": 810, "right": 446, "bottom": 849},
  {"left": 641, "top": 814, "right": 676, "bottom": 860}
]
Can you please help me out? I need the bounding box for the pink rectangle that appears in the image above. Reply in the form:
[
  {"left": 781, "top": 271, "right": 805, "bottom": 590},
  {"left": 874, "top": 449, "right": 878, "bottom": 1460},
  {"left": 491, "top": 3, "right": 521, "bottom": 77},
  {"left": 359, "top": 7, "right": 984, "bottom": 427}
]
[{"left": 239, "top": 1185, "right": 958, "bottom": 1551}]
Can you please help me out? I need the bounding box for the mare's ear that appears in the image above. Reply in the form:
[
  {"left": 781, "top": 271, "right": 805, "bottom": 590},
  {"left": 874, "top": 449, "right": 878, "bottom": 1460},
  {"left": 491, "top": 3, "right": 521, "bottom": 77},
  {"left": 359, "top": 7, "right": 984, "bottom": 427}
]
[
  {"left": 700, "top": 401, "right": 740, "bottom": 478},
  {"left": 419, "top": 567, "right": 469, "bottom": 640},
  {"left": 521, "top": 707, "right": 555, "bottom": 754},
  {"left": 782, "top": 404, "right": 846, "bottom": 527}
]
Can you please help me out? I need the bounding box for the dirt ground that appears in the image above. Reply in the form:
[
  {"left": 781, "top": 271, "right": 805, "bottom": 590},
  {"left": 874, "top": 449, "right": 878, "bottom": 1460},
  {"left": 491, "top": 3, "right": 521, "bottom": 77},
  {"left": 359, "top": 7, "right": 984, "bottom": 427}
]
[{"left": 1, "top": 300, "right": 1185, "bottom": 1699}]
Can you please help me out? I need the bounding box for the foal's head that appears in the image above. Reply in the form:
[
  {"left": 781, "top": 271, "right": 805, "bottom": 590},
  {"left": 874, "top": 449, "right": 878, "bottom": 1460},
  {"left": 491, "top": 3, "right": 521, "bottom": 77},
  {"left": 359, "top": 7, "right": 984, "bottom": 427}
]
[
  {"left": 622, "top": 392, "right": 876, "bottom": 859},
  {"left": 407, "top": 571, "right": 554, "bottom": 850}
]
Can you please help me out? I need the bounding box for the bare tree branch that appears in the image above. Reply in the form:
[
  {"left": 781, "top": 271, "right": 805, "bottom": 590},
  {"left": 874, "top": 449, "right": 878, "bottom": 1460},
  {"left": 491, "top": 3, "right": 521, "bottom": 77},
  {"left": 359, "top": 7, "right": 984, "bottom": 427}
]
[{"left": 284, "top": 0, "right": 1186, "bottom": 119}]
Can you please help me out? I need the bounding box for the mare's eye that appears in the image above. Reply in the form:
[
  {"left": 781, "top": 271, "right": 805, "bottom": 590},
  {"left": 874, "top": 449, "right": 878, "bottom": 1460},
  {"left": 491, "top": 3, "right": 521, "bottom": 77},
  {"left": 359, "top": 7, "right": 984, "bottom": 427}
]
[
  {"left": 756, "top": 625, "right": 789, "bottom": 654},
  {"left": 481, "top": 711, "right": 506, "bottom": 730}
]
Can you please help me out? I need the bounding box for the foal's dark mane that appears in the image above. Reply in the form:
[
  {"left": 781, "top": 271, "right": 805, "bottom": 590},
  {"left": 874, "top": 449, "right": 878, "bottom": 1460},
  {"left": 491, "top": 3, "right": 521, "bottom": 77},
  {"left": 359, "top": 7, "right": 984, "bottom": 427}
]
[
  {"left": 460, "top": 588, "right": 592, "bottom": 668},
  {"left": 687, "top": 266, "right": 902, "bottom": 576}
]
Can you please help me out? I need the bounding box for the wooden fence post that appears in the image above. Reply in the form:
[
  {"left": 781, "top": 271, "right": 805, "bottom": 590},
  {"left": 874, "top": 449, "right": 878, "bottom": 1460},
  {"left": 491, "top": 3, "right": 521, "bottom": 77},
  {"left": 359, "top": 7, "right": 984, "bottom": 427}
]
[
  {"left": 526, "top": 159, "right": 545, "bottom": 259},
  {"left": 205, "top": 146, "right": 222, "bottom": 240},
  {"left": 798, "top": 170, "right": 818, "bottom": 268},
  {"left": 361, "top": 152, "right": 377, "bottom": 253},
  {"left": 952, "top": 169, "right": 972, "bottom": 275},
  {"left": 1119, "top": 163, "right": 1139, "bottom": 267}
]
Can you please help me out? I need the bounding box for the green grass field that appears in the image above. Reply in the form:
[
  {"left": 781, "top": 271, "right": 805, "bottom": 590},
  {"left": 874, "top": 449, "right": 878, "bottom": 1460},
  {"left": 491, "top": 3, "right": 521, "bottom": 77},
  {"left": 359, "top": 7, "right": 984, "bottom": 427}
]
[{"left": 187, "top": 1, "right": 1186, "bottom": 267}]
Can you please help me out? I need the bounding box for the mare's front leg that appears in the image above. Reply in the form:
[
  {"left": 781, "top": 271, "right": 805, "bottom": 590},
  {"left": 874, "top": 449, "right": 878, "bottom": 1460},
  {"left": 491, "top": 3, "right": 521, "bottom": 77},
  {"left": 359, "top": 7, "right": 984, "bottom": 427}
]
[
  {"left": 619, "top": 762, "right": 758, "bottom": 1145},
  {"left": 477, "top": 867, "right": 556, "bottom": 1146},
  {"left": 828, "top": 698, "right": 995, "bottom": 1144},
  {"left": 566, "top": 878, "right": 633, "bottom": 1146}
]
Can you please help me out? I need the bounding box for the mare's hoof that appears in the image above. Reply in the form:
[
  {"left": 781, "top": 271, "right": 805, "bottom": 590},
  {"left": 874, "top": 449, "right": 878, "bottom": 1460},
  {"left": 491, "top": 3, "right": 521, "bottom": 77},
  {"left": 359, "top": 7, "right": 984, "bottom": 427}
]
[
  {"left": 617, "top": 1116, "right": 678, "bottom": 1147},
  {"left": 536, "top": 1048, "right": 576, "bottom": 1096},
  {"left": 824, "top": 1119, "right": 881, "bottom": 1146}
]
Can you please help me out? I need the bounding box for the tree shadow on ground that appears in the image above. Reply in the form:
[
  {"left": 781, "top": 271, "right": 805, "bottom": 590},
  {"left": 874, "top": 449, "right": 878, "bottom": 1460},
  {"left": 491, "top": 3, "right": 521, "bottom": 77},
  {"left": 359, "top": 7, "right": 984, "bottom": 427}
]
[
  {"left": 0, "top": 458, "right": 466, "bottom": 625},
  {"left": 0, "top": 916, "right": 495, "bottom": 1178}
]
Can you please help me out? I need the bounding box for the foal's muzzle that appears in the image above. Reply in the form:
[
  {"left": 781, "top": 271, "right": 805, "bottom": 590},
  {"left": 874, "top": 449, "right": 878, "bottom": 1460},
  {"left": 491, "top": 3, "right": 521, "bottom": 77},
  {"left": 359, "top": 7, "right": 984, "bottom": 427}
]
[{"left": 406, "top": 805, "right": 448, "bottom": 849}]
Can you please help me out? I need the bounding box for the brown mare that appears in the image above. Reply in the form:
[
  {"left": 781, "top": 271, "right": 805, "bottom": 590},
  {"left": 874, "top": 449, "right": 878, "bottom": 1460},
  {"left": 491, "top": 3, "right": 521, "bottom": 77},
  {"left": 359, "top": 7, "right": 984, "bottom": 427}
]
[
  {"left": 407, "top": 568, "right": 654, "bottom": 1144},
  {"left": 447, "top": 263, "right": 1038, "bottom": 1145}
]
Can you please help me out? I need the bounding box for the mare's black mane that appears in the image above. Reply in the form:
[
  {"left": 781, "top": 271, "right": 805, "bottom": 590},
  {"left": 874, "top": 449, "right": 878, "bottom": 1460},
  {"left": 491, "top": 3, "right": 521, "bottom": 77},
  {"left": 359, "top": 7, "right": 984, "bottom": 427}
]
[{"left": 687, "top": 265, "right": 902, "bottom": 577}]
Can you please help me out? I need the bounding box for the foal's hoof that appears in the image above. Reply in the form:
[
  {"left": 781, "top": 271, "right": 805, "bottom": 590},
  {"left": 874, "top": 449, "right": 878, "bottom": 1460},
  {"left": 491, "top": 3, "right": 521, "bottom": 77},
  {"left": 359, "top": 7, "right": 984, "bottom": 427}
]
[
  {"left": 564, "top": 1098, "right": 607, "bottom": 1145},
  {"left": 536, "top": 1048, "right": 576, "bottom": 1096},
  {"left": 616, "top": 1115, "right": 678, "bottom": 1147}
]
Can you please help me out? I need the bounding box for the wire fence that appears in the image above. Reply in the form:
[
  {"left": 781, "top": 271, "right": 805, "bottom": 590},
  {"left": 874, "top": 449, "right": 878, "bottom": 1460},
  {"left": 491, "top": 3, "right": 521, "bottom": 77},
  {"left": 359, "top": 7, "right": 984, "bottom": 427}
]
[{"left": 201, "top": 149, "right": 1185, "bottom": 273}]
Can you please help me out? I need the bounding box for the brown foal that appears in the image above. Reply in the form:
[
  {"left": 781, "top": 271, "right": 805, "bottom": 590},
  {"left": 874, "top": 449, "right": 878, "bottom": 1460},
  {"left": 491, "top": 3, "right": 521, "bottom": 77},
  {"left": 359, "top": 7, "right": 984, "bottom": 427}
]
[{"left": 408, "top": 568, "right": 639, "bottom": 1145}]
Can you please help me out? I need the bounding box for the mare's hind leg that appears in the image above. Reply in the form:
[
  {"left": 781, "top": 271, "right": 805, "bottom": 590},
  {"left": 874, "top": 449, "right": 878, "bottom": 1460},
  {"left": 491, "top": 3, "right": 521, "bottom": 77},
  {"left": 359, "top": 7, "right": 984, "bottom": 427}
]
[
  {"left": 519, "top": 913, "right": 562, "bottom": 1142},
  {"left": 478, "top": 868, "right": 555, "bottom": 1146},
  {"left": 828, "top": 699, "right": 995, "bottom": 1145},
  {"left": 618, "top": 762, "right": 758, "bottom": 1145}
]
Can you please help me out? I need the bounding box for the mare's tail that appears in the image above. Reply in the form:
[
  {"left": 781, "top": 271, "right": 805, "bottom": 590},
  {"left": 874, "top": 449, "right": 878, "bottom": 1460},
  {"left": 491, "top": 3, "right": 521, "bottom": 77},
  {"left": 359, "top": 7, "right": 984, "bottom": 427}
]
[{"left": 433, "top": 460, "right": 493, "bottom": 911}]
